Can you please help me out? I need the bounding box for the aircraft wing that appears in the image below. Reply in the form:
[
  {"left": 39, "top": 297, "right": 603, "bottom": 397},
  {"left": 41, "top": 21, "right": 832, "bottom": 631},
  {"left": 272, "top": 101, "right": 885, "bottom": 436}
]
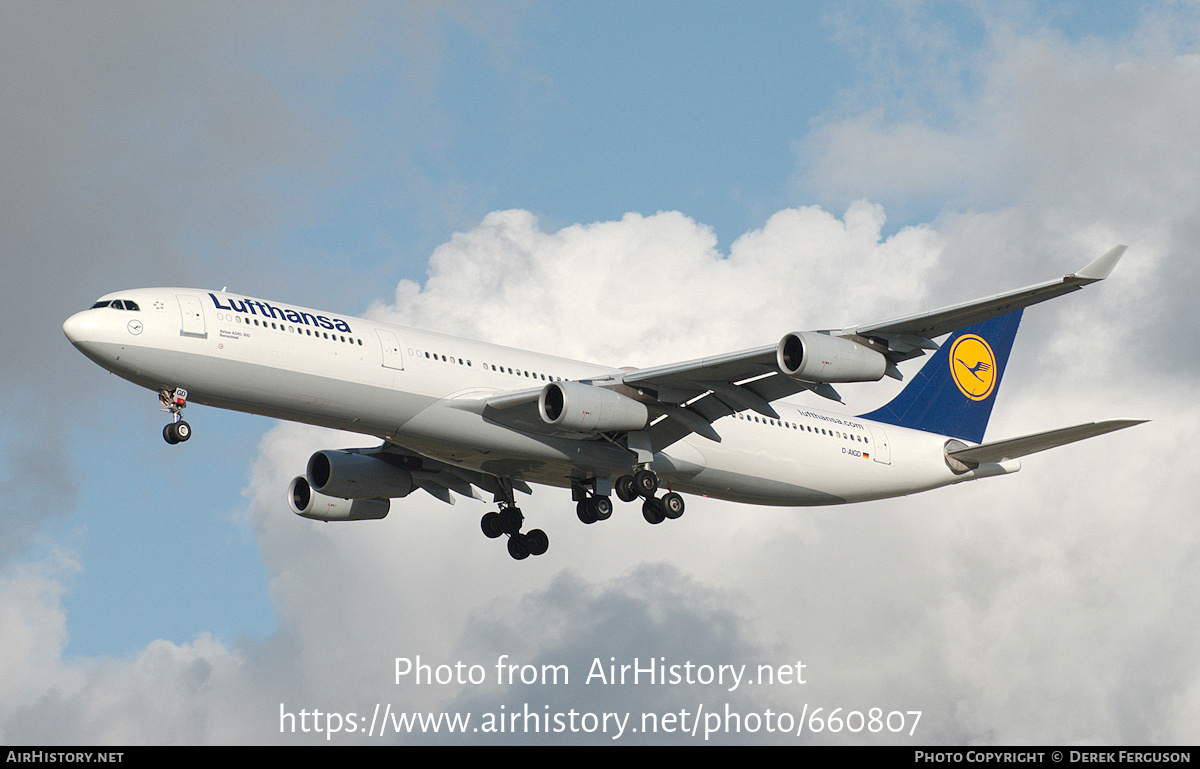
[
  {"left": 946, "top": 419, "right": 1146, "bottom": 465},
  {"left": 602, "top": 246, "right": 1127, "bottom": 449},
  {"left": 454, "top": 247, "right": 1127, "bottom": 452}
]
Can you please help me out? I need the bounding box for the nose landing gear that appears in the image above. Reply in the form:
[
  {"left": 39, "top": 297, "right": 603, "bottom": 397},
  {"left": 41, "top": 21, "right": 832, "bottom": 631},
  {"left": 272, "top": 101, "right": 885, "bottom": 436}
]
[{"left": 159, "top": 388, "right": 191, "bottom": 444}]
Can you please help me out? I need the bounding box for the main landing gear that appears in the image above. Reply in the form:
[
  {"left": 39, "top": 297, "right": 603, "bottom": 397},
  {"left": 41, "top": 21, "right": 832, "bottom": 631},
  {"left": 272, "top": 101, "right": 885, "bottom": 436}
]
[
  {"left": 617, "top": 468, "right": 685, "bottom": 525},
  {"left": 479, "top": 467, "right": 686, "bottom": 562},
  {"left": 480, "top": 482, "right": 549, "bottom": 561},
  {"left": 159, "top": 388, "right": 192, "bottom": 445},
  {"left": 593, "top": 468, "right": 686, "bottom": 526}
]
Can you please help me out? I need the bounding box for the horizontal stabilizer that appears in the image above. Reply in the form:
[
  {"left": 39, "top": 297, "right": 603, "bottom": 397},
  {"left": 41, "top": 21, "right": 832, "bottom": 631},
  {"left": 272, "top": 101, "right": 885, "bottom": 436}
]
[{"left": 947, "top": 419, "right": 1146, "bottom": 465}]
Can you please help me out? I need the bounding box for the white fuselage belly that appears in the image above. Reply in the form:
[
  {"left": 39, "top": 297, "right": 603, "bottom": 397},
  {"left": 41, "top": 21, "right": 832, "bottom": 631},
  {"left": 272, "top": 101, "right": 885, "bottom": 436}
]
[{"left": 66, "top": 289, "right": 971, "bottom": 507}]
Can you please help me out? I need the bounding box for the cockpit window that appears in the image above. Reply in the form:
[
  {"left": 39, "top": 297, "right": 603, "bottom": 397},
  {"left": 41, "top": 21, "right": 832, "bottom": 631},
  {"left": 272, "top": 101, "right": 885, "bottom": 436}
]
[{"left": 92, "top": 299, "right": 140, "bottom": 311}]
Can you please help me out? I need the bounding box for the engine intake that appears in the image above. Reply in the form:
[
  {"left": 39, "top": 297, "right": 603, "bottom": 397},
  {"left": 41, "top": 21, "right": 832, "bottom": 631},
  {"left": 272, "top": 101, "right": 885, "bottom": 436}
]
[
  {"left": 306, "top": 450, "right": 415, "bottom": 499},
  {"left": 538, "top": 381, "right": 649, "bottom": 433},
  {"left": 289, "top": 476, "right": 390, "bottom": 521},
  {"left": 776, "top": 331, "right": 887, "bottom": 383}
]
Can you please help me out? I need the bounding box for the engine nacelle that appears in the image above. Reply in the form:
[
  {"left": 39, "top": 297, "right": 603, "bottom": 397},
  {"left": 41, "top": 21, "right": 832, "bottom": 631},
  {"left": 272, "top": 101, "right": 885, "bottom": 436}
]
[
  {"left": 538, "top": 381, "right": 650, "bottom": 433},
  {"left": 288, "top": 476, "right": 390, "bottom": 521},
  {"left": 306, "top": 450, "right": 415, "bottom": 499},
  {"left": 776, "top": 331, "right": 887, "bottom": 383}
]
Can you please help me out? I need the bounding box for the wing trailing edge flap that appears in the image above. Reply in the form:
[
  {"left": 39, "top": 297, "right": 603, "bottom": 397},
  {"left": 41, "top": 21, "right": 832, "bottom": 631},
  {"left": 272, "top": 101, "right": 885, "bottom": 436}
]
[
  {"left": 641, "top": 371, "right": 847, "bottom": 451},
  {"left": 946, "top": 419, "right": 1146, "bottom": 465},
  {"left": 367, "top": 441, "right": 516, "bottom": 506}
]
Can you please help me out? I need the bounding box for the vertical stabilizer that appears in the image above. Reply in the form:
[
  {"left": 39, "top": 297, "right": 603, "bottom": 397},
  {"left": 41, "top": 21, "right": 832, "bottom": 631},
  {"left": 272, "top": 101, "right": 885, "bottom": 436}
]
[{"left": 858, "top": 309, "right": 1023, "bottom": 443}]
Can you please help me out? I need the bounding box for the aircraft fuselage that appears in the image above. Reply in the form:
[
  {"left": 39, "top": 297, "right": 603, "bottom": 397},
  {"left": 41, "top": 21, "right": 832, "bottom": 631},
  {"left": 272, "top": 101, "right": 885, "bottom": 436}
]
[{"left": 63, "top": 288, "right": 1001, "bottom": 509}]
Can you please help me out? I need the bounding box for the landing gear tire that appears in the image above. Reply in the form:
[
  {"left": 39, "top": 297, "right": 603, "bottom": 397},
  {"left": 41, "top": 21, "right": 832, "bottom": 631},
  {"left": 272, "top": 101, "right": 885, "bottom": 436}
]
[
  {"left": 661, "top": 492, "right": 685, "bottom": 520},
  {"left": 163, "top": 421, "right": 191, "bottom": 444},
  {"left": 481, "top": 512, "right": 504, "bottom": 539},
  {"left": 634, "top": 469, "right": 659, "bottom": 498},
  {"left": 498, "top": 506, "right": 523, "bottom": 535},
  {"left": 525, "top": 529, "right": 549, "bottom": 556},
  {"left": 615, "top": 475, "right": 638, "bottom": 503},
  {"left": 642, "top": 497, "right": 666, "bottom": 525},
  {"left": 577, "top": 496, "right": 613, "bottom": 524},
  {"left": 507, "top": 533, "right": 531, "bottom": 560}
]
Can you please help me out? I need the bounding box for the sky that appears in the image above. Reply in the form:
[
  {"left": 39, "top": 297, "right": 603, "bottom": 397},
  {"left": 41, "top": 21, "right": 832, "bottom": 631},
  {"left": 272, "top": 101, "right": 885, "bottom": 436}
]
[{"left": 1, "top": 0, "right": 1198, "bottom": 745}]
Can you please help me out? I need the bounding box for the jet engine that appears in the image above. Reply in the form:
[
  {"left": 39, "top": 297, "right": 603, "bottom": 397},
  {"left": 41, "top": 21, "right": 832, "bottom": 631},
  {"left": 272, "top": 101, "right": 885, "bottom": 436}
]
[
  {"left": 288, "top": 476, "right": 390, "bottom": 521},
  {"left": 306, "top": 450, "right": 416, "bottom": 499},
  {"left": 776, "top": 331, "right": 887, "bottom": 383},
  {"left": 538, "top": 381, "right": 650, "bottom": 433}
]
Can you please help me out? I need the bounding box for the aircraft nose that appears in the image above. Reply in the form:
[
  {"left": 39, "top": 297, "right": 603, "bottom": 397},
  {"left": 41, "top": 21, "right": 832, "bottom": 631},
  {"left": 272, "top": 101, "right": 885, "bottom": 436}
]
[{"left": 63, "top": 311, "right": 96, "bottom": 345}]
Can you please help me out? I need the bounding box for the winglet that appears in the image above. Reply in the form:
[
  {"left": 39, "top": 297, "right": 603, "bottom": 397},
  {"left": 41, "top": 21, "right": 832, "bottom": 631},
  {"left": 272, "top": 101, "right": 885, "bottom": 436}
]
[{"left": 1073, "top": 245, "right": 1127, "bottom": 282}]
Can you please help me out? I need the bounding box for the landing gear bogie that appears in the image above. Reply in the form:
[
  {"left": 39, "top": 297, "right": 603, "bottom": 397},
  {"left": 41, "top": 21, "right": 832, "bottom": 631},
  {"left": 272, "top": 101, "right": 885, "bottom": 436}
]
[
  {"left": 625, "top": 468, "right": 686, "bottom": 525},
  {"left": 480, "top": 495, "right": 549, "bottom": 560}
]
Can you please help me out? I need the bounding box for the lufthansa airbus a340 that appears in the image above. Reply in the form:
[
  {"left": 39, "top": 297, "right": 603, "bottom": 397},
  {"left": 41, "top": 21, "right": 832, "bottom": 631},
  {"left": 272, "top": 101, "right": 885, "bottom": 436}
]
[{"left": 63, "top": 246, "right": 1142, "bottom": 559}]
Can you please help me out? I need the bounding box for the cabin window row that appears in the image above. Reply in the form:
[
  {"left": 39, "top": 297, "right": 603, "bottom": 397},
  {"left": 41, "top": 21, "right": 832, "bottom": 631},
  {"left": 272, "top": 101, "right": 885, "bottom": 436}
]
[
  {"left": 406, "top": 348, "right": 566, "bottom": 382},
  {"left": 482, "top": 364, "right": 564, "bottom": 382},
  {"left": 217, "top": 312, "right": 363, "bottom": 345},
  {"left": 411, "top": 349, "right": 471, "bottom": 367},
  {"left": 734, "top": 412, "right": 868, "bottom": 443}
]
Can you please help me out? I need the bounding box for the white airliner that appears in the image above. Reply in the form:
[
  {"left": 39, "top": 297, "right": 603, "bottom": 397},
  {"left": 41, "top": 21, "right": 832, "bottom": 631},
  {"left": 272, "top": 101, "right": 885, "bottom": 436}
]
[{"left": 63, "top": 246, "right": 1142, "bottom": 559}]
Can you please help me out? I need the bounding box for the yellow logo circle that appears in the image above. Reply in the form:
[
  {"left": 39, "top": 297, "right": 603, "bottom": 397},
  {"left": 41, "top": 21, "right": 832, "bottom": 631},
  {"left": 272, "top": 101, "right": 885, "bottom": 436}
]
[{"left": 949, "top": 334, "right": 997, "bottom": 401}]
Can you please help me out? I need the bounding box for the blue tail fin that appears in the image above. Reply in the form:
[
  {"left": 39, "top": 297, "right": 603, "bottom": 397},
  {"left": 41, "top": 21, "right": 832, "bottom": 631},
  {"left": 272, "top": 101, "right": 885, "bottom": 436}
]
[{"left": 858, "top": 309, "right": 1023, "bottom": 443}]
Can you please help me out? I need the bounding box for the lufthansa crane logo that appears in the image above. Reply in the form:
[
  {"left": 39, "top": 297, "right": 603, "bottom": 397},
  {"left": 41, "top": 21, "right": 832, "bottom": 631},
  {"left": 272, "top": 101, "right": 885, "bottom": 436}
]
[{"left": 949, "top": 334, "right": 997, "bottom": 401}]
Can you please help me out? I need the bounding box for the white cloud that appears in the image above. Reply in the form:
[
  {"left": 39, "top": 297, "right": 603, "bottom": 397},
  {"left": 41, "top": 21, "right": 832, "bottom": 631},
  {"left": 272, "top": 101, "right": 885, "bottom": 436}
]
[{"left": 370, "top": 202, "right": 941, "bottom": 373}]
